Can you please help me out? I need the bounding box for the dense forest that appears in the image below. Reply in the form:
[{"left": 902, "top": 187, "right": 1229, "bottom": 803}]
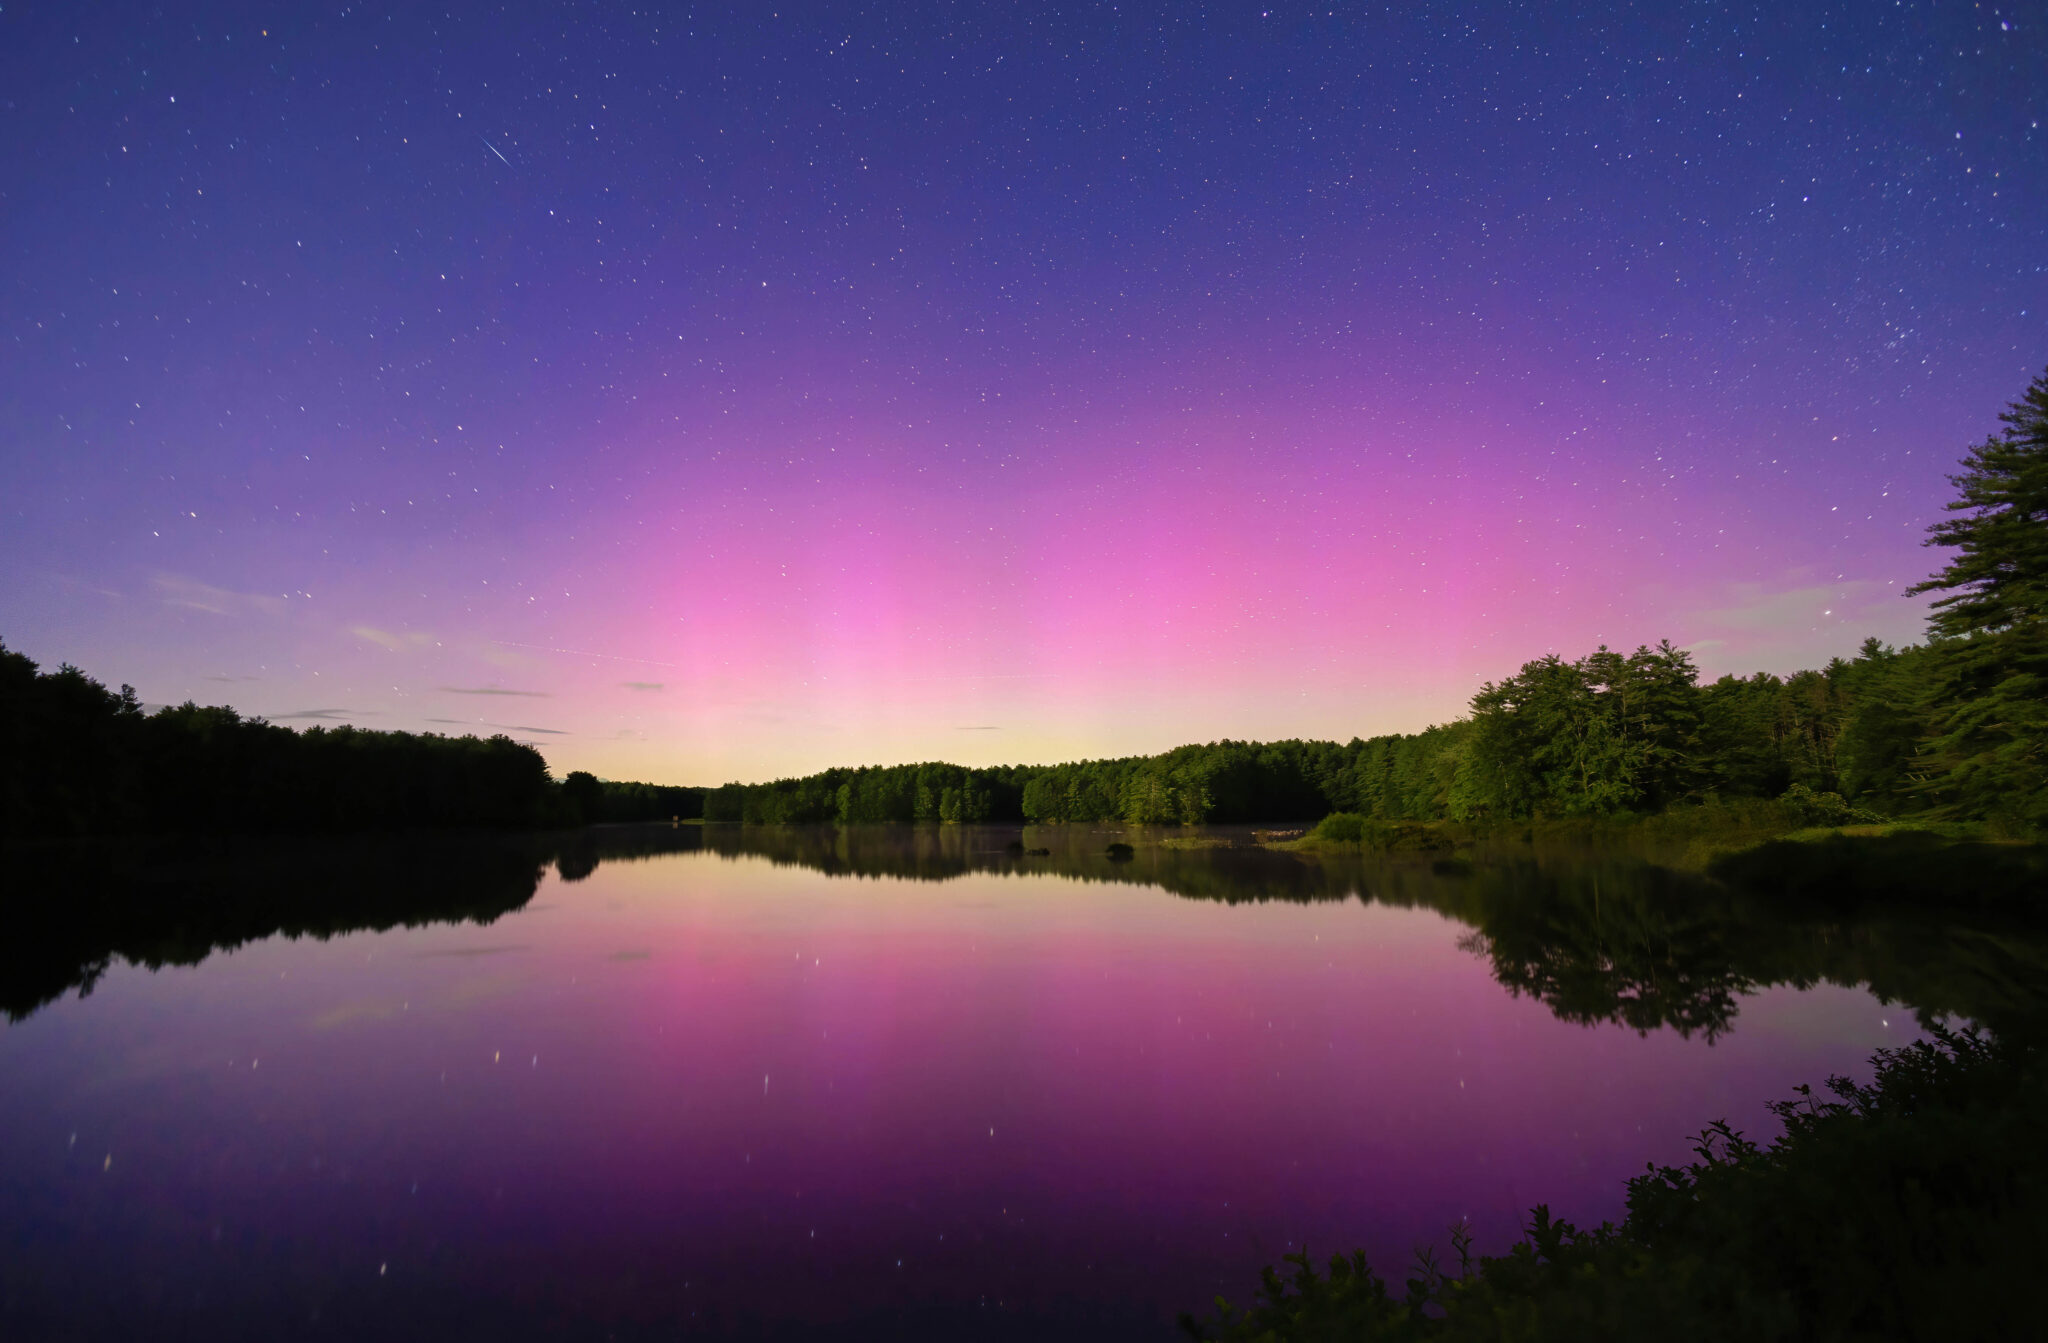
[
  {"left": 5, "top": 366, "right": 2040, "bottom": 839},
  {"left": 5, "top": 624, "right": 2019, "bottom": 838},
  {"left": 698, "top": 618, "right": 2035, "bottom": 833},
  {"left": 560, "top": 770, "right": 703, "bottom": 825},
  {"left": 0, "top": 642, "right": 716, "bottom": 837},
  {"left": 0, "top": 651, "right": 572, "bottom": 836}
]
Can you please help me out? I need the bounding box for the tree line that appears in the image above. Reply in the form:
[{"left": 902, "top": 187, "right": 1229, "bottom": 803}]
[
  {"left": 0, "top": 654, "right": 572, "bottom": 836},
  {"left": 0, "top": 643, "right": 720, "bottom": 837},
  {"left": 703, "top": 365, "right": 2046, "bottom": 834},
  {"left": 560, "top": 770, "right": 703, "bottom": 825},
  {"left": 690, "top": 623, "right": 2031, "bottom": 832},
  {"left": 5, "top": 365, "right": 2040, "bottom": 837},
  {"left": 700, "top": 761, "right": 1031, "bottom": 825}
]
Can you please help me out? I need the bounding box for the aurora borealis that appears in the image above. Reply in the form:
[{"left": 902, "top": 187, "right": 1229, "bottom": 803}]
[{"left": 3, "top": 2, "right": 2042, "bottom": 783}]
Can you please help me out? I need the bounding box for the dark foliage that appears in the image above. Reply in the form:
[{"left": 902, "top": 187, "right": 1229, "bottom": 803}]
[
  {"left": 1900, "top": 363, "right": 2048, "bottom": 827},
  {"left": 1907, "top": 365, "right": 2048, "bottom": 639},
  {"left": 1184, "top": 1027, "right": 2048, "bottom": 1343},
  {"left": 0, "top": 642, "right": 569, "bottom": 836},
  {"left": 0, "top": 642, "right": 710, "bottom": 836},
  {"left": 561, "top": 769, "right": 703, "bottom": 824},
  {"left": 701, "top": 760, "right": 1027, "bottom": 824},
  {"left": 689, "top": 627, "right": 2035, "bottom": 834}
]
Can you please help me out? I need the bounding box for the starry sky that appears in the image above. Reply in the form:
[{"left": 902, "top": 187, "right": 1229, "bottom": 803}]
[{"left": 2, "top": 2, "right": 2042, "bottom": 784}]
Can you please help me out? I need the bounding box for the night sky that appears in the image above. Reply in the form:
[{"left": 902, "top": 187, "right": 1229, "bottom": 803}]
[{"left": 2, "top": 2, "right": 2042, "bottom": 783}]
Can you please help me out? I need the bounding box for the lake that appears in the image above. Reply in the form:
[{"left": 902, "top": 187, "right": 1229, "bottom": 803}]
[{"left": 3, "top": 824, "right": 2037, "bottom": 1339}]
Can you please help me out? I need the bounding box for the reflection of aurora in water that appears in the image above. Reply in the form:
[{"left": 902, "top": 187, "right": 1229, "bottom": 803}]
[
  {"left": 11, "top": 824, "right": 2048, "bottom": 1040},
  {"left": 1, "top": 823, "right": 2021, "bottom": 1342}
]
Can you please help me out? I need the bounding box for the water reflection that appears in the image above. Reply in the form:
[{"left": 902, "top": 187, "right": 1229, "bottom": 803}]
[
  {"left": 12, "top": 824, "right": 2048, "bottom": 1041},
  {"left": 6, "top": 824, "right": 2041, "bottom": 1341},
  {"left": 2, "top": 834, "right": 556, "bottom": 1020}
]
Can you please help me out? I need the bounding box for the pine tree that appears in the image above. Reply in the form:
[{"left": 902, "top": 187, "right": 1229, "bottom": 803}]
[
  {"left": 1907, "top": 365, "right": 2048, "bottom": 637},
  {"left": 1906, "top": 365, "right": 2048, "bottom": 830}
]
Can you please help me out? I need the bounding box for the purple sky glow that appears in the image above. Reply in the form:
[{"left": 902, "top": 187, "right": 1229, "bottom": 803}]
[{"left": 3, "top": 2, "right": 2042, "bottom": 782}]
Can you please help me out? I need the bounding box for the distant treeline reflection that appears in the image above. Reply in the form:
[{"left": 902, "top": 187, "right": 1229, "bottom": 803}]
[
  {"left": 9, "top": 826, "right": 2044, "bottom": 1046},
  {"left": 1, "top": 833, "right": 558, "bottom": 1020}
]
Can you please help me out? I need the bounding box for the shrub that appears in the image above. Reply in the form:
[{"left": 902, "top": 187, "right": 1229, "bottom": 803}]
[{"left": 1185, "top": 1027, "right": 2048, "bottom": 1343}]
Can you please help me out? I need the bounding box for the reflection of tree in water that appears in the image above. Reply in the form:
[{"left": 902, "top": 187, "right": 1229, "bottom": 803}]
[
  {"left": 8, "top": 823, "right": 2047, "bottom": 1043},
  {"left": 697, "top": 822, "right": 1360, "bottom": 903},
  {"left": 551, "top": 823, "right": 705, "bottom": 881},
  {"left": 2, "top": 826, "right": 720, "bottom": 1019},
  {"left": 1769, "top": 918, "right": 2048, "bottom": 1043},
  {"left": 3, "top": 835, "right": 550, "bottom": 1019},
  {"left": 687, "top": 825, "right": 2048, "bottom": 1042},
  {"left": 699, "top": 821, "right": 1001, "bottom": 880},
  {"left": 1433, "top": 862, "right": 1758, "bottom": 1042},
  {"left": 1368, "top": 855, "right": 2048, "bottom": 1043}
]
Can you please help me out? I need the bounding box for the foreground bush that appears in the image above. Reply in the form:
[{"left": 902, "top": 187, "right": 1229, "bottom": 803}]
[{"left": 1184, "top": 1026, "right": 2047, "bottom": 1342}]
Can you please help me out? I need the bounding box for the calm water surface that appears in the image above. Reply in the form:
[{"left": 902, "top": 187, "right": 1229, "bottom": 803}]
[{"left": 2, "top": 825, "right": 2020, "bottom": 1339}]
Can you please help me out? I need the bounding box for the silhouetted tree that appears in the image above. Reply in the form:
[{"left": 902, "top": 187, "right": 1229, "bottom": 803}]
[
  {"left": 1909, "top": 365, "right": 2048, "bottom": 638},
  {"left": 1903, "top": 364, "right": 2048, "bottom": 828}
]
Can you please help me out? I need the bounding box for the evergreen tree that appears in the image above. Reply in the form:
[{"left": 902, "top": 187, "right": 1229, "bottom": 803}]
[
  {"left": 1905, "top": 365, "right": 2048, "bottom": 829},
  {"left": 1907, "top": 365, "right": 2048, "bottom": 637}
]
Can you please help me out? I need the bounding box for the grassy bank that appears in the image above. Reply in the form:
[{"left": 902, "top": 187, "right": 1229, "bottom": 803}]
[
  {"left": 1288, "top": 793, "right": 1881, "bottom": 855},
  {"left": 1287, "top": 800, "right": 2042, "bottom": 895},
  {"left": 1184, "top": 1026, "right": 2047, "bottom": 1343}
]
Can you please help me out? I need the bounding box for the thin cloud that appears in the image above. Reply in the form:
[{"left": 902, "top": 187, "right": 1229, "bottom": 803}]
[
  {"left": 52, "top": 574, "right": 125, "bottom": 602},
  {"left": 620, "top": 681, "right": 665, "bottom": 692},
  {"left": 154, "top": 573, "right": 287, "bottom": 618},
  {"left": 273, "top": 708, "right": 358, "bottom": 721},
  {"left": 351, "top": 625, "right": 406, "bottom": 651},
  {"left": 955, "top": 725, "right": 1002, "bottom": 731},
  {"left": 439, "top": 685, "right": 552, "bottom": 697}
]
